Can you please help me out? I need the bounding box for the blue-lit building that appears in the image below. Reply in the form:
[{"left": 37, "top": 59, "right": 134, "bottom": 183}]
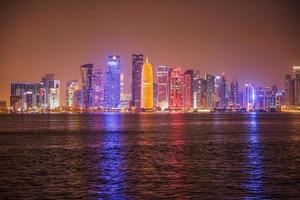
[
  {"left": 245, "top": 84, "right": 255, "bottom": 111},
  {"left": 80, "top": 64, "right": 94, "bottom": 108},
  {"left": 104, "top": 55, "right": 121, "bottom": 109}
]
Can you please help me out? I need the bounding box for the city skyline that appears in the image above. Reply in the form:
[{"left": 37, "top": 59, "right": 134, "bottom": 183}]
[{"left": 1, "top": 0, "right": 300, "bottom": 104}]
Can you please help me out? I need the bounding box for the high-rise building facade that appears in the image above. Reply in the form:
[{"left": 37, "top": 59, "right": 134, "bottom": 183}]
[
  {"left": 49, "top": 80, "right": 60, "bottom": 109},
  {"left": 10, "top": 83, "right": 39, "bottom": 111},
  {"left": 218, "top": 74, "right": 228, "bottom": 109},
  {"left": 245, "top": 84, "right": 255, "bottom": 111},
  {"left": 80, "top": 64, "right": 93, "bottom": 108},
  {"left": 141, "top": 58, "right": 154, "bottom": 110},
  {"left": 104, "top": 55, "right": 121, "bottom": 109},
  {"left": 284, "top": 75, "right": 292, "bottom": 105},
  {"left": 157, "top": 66, "right": 169, "bottom": 110},
  {"left": 93, "top": 68, "right": 103, "bottom": 107},
  {"left": 169, "top": 67, "right": 183, "bottom": 110},
  {"left": 131, "top": 54, "right": 143, "bottom": 108},
  {"left": 230, "top": 80, "right": 239, "bottom": 109},
  {"left": 183, "top": 70, "right": 194, "bottom": 110},
  {"left": 66, "top": 80, "right": 78, "bottom": 107},
  {"left": 205, "top": 74, "right": 215, "bottom": 110},
  {"left": 292, "top": 66, "right": 300, "bottom": 105},
  {"left": 193, "top": 78, "right": 207, "bottom": 109},
  {"left": 292, "top": 66, "right": 300, "bottom": 79},
  {"left": 41, "top": 74, "right": 55, "bottom": 109}
]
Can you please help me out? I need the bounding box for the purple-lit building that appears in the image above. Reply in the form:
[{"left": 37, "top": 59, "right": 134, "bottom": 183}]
[
  {"left": 104, "top": 55, "right": 121, "bottom": 109},
  {"left": 80, "top": 64, "right": 94, "bottom": 108},
  {"left": 93, "top": 68, "right": 103, "bottom": 107},
  {"left": 157, "top": 66, "right": 169, "bottom": 110},
  {"left": 131, "top": 54, "right": 143, "bottom": 109}
]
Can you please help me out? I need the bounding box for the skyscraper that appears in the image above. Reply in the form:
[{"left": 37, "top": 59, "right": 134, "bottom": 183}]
[
  {"left": 104, "top": 55, "right": 121, "bottom": 109},
  {"left": 41, "top": 74, "right": 55, "bottom": 109},
  {"left": 292, "top": 67, "right": 300, "bottom": 105},
  {"left": 131, "top": 54, "right": 143, "bottom": 109},
  {"left": 141, "top": 57, "right": 154, "bottom": 110},
  {"left": 157, "top": 66, "right": 169, "bottom": 110},
  {"left": 66, "top": 80, "right": 78, "bottom": 107},
  {"left": 10, "top": 83, "right": 39, "bottom": 111},
  {"left": 230, "top": 80, "right": 239, "bottom": 109},
  {"left": 193, "top": 78, "right": 207, "bottom": 109},
  {"left": 245, "top": 84, "right": 255, "bottom": 111},
  {"left": 218, "top": 74, "right": 228, "bottom": 109},
  {"left": 93, "top": 68, "right": 103, "bottom": 107},
  {"left": 49, "top": 80, "right": 60, "bottom": 109},
  {"left": 205, "top": 74, "right": 215, "bottom": 110},
  {"left": 183, "top": 70, "right": 194, "bottom": 110},
  {"left": 169, "top": 67, "right": 183, "bottom": 110},
  {"left": 80, "top": 64, "right": 93, "bottom": 108},
  {"left": 284, "top": 74, "right": 292, "bottom": 105}
]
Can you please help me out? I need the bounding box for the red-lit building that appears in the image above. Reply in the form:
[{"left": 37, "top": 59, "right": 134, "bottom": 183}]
[
  {"left": 169, "top": 67, "right": 183, "bottom": 110},
  {"left": 183, "top": 70, "right": 194, "bottom": 110},
  {"left": 157, "top": 66, "right": 169, "bottom": 110}
]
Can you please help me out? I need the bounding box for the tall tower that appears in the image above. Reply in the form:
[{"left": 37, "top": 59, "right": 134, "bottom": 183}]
[
  {"left": 183, "top": 70, "right": 194, "bottom": 110},
  {"left": 93, "top": 68, "right": 103, "bottom": 107},
  {"left": 104, "top": 55, "right": 121, "bottom": 109},
  {"left": 205, "top": 74, "right": 215, "bottom": 110},
  {"left": 131, "top": 54, "right": 144, "bottom": 108},
  {"left": 169, "top": 67, "right": 183, "bottom": 110},
  {"left": 230, "top": 80, "right": 239, "bottom": 109},
  {"left": 49, "top": 80, "right": 60, "bottom": 109},
  {"left": 80, "top": 64, "right": 93, "bottom": 108},
  {"left": 157, "top": 66, "right": 169, "bottom": 110},
  {"left": 66, "top": 80, "right": 78, "bottom": 107},
  {"left": 292, "top": 66, "right": 300, "bottom": 105},
  {"left": 141, "top": 57, "right": 154, "bottom": 110},
  {"left": 245, "top": 84, "right": 255, "bottom": 111},
  {"left": 219, "top": 74, "right": 228, "bottom": 109}
]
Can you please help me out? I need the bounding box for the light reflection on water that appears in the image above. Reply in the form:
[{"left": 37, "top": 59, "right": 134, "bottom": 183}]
[
  {"left": 244, "top": 113, "right": 263, "bottom": 199},
  {"left": 97, "top": 113, "right": 126, "bottom": 199},
  {"left": 0, "top": 113, "right": 300, "bottom": 199}
]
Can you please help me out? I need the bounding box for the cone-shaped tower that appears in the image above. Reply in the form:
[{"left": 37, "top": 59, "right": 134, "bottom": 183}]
[{"left": 141, "top": 57, "right": 153, "bottom": 110}]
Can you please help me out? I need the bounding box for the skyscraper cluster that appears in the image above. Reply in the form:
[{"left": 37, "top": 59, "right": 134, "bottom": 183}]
[
  {"left": 7, "top": 54, "right": 296, "bottom": 112},
  {"left": 10, "top": 74, "right": 60, "bottom": 111}
]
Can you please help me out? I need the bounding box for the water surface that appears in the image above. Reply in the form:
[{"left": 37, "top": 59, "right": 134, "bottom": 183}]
[{"left": 0, "top": 113, "right": 299, "bottom": 199}]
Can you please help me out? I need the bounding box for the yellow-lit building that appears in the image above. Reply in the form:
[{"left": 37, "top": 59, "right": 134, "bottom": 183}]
[{"left": 141, "top": 57, "right": 153, "bottom": 110}]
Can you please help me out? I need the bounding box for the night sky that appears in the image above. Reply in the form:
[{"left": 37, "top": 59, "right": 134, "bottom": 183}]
[{"left": 1, "top": 0, "right": 300, "bottom": 104}]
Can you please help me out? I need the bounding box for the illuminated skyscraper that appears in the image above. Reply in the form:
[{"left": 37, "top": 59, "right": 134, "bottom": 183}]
[
  {"left": 66, "top": 80, "right": 78, "bottom": 107},
  {"left": 131, "top": 54, "right": 143, "bottom": 108},
  {"left": 193, "top": 78, "right": 207, "bottom": 109},
  {"left": 230, "top": 80, "right": 239, "bottom": 109},
  {"left": 104, "top": 55, "right": 121, "bottom": 109},
  {"left": 141, "top": 57, "right": 154, "bottom": 110},
  {"left": 80, "top": 64, "right": 93, "bottom": 108},
  {"left": 157, "top": 66, "right": 169, "bottom": 110},
  {"left": 73, "top": 90, "right": 83, "bottom": 108},
  {"left": 205, "top": 74, "right": 215, "bottom": 110},
  {"left": 284, "top": 74, "right": 292, "bottom": 105},
  {"left": 93, "top": 68, "right": 103, "bottom": 107},
  {"left": 183, "top": 70, "right": 194, "bottom": 110},
  {"left": 10, "top": 83, "right": 39, "bottom": 111},
  {"left": 49, "top": 80, "right": 60, "bottom": 109},
  {"left": 169, "top": 67, "right": 183, "bottom": 110},
  {"left": 218, "top": 74, "right": 228, "bottom": 109},
  {"left": 245, "top": 84, "right": 255, "bottom": 111},
  {"left": 293, "top": 67, "right": 300, "bottom": 105},
  {"left": 41, "top": 74, "right": 55, "bottom": 109}
]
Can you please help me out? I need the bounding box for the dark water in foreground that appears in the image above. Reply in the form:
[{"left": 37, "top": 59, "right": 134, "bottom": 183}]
[{"left": 0, "top": 113, "right": 300, "bottom": 199}]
